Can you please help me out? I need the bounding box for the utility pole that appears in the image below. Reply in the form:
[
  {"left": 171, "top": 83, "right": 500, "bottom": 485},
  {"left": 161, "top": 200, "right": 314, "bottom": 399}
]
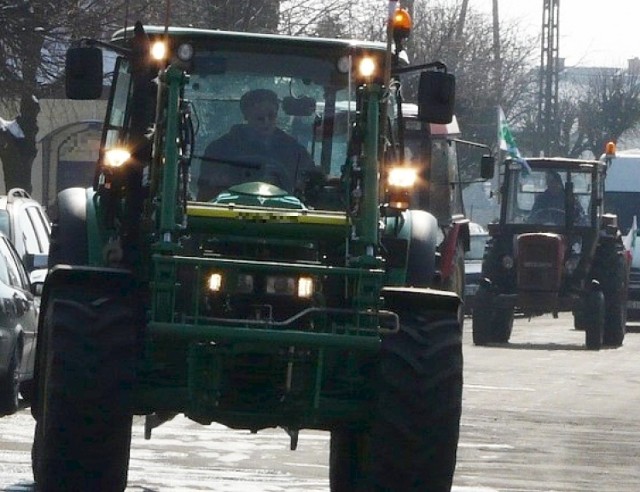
[
  {"left": 456, "top": 0, "right": 470, "bottom": 40},
  {"left": 492, "top": 0, "right": 502, "bottom": 102},
  {"left": 537, "top": 0, "right": 560, "bottom": 156}
]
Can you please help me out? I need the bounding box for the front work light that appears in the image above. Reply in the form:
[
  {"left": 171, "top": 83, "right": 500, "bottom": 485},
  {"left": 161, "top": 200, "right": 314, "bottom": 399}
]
[
  {"left": 358, "top": 57, "right": 377, "bottom": 79},
  {"left": 387, "top": 167, "right": 418, "bottom": 188},
  {"left": 392, "top": 8, "right": 412, "bottom": 40},
  {"left": 297, "top": 277, "right": 314, "bottom": 298},
  {"left": 207, "top": 273, "right": 223, "bottom": 292},
  {"left": 605, "top": 141, "right": 616, "bottom": 160},
  {"left": 103, "top": 148, "right": 131, "bottom": 168},
  {"left": 151, "top": 40, "right": 167, "bottom": 61},
  {"left": 176, "top": 43, "right": 194, "bottom": 62}
]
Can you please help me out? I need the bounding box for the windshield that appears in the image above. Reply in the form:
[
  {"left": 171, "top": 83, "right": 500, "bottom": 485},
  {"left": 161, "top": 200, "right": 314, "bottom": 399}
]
[
  {"left": 466, "top": 234, "right": 489, "bottom": 260},
  {"left": 504, "top": 165, "right": 593, "bottom": 227},
  {"left": 185, "top": 49, "right": 353, "bottom": 202},
  {"left": 604, "top": 191, "right": 640, "bottom": 234}
]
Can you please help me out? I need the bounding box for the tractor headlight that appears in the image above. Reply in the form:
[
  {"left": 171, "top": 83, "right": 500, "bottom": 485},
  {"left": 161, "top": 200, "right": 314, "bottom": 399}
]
[
  {"left": 266, "top": 275, "right": 296, "bottom": 296},
  {"left": 386, "top": 167, "right": 418, "bottom": 210},
  {"left": 151, "top": 40, "right": 167, "bottom": 61},
  {"left": 358, "top": 57, "right": 377, "bottom": 78},
  {"left": 265, "top": 275, "right": 314, "bottom": 298},
  {"left": 104, "top": 148, "right": 131, "bottom": 168},
  {"left": 387, "top": 167, "right": 418, "bottom": 188},
  {"left": 236, "top": 273, "right": 254, "bottom": 294},
  {"left": 565, "top": 255, "right": 580, "bottom": 275},
  {"left": 207, "top": 272, "right": 223, "bottom": 292},
  {"left": 501, "top": 255, "right": 514, "bottom": 269},
  {"left": 176, "top": 43, "right": 194, "bottom": 62},
  {"left": 297, "top": 277, "right": 314, "bottom": 298}
]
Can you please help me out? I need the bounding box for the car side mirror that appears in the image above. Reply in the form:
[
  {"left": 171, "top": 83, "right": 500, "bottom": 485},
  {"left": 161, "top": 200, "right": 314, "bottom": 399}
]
[
  {"left": 29, "top": 268, "right": 47, "bottom": 297},
  {"left": 31, "top": 281, "right": 44, "bottom": 297}
]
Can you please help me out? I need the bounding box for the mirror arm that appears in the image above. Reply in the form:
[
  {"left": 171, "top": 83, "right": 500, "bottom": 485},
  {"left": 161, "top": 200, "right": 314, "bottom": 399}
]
[
  {"left": 74, "top": 38, "right": 132, "bottom": 57},
  {"left": 392, "top": 61, "right": 448, "bottom": 76}
]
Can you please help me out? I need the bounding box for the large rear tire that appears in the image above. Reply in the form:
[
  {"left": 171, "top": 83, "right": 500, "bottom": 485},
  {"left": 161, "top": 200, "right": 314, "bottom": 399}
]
[{"left": 32, "top": 289, "right": 138, "bottom": 491}]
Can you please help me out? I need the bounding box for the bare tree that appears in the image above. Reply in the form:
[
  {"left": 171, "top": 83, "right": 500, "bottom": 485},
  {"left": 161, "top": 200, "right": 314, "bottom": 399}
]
[
  {"left": 0, "top": 0, "right": 142, "bottom": 192},
  {"left": 575, "top": 70, "right": 640, "bottom": 157},
  {"left": 408, "top": 2, "right": 537, "bottom": 146}
]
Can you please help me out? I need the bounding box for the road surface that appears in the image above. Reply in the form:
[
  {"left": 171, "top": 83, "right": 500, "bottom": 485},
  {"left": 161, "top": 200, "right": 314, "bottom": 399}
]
[{"left": 1, "top": 313, "right": 639, "bottom": 491}]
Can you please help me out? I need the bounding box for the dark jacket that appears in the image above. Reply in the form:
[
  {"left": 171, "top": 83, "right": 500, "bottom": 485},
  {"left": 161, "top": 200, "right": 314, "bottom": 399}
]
[
  {"left": 531, "top": 189, "right": 586, "bottom": 223},
  {"left": 198, "top": 124, "right": 315, "bottom": 200}
]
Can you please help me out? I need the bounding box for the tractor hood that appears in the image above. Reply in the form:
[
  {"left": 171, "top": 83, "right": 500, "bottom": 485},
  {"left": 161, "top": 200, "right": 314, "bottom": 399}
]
[{"left": 211, "top": 182, "right": 306, "bottom": 210}]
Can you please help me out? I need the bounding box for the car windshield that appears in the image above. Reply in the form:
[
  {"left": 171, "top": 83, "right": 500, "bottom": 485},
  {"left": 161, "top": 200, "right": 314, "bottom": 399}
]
[
  {"left": 504, "top": 165, "right": 593, "bottom": 226},
  {"left": 604, "top": 191, "right": 640, "bottom": 234}
]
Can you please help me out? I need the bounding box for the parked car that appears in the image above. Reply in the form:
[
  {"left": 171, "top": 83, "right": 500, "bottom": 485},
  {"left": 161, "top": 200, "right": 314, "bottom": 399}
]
[
  {"left": 0, "top": 232, "right": 40, "bottom": 415},
  {"left": 0, "top": 188, "right": 50, "bottom": 285},
  {"left": 464, "top": 223, "right": 489, "bottom": 314}
]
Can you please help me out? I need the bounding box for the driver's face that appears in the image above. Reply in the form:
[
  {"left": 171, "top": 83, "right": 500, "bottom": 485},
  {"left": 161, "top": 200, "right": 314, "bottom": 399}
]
[
  {"left": 547, "top": 175, "right": 563, "bottom": 194},
  {"left": 245, "top": 101, "right": 278, "bottom": 138}
]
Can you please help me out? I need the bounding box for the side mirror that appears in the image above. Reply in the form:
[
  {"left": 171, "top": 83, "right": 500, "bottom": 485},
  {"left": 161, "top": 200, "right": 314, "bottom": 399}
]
[
  {"left": 23, "top": 253, "right": 48, "bottom": 272},
  {"left": 417, "top": 71, "right": 455, "bottom": 124},
  {"left": 66, "top": 46, "right": 103, "bottom": 100},
  {"left": 282, "top": 96, "right": 316, "bottom": 117},
  {"left": 29, "top": 268, "right": 47, "bottom": 297},
  {"left": 480, "top": 154, "right": 495, "bottom": 180}
]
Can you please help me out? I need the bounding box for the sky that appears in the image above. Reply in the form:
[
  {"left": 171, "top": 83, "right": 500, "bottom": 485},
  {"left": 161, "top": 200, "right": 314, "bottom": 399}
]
[{"left": 473, "top": 0, "right": 640, "bottom": 68}]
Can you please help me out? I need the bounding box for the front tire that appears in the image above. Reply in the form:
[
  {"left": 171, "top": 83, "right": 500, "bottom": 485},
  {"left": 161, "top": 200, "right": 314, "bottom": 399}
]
[
  {"left": 373, "top": 307, "right": 463, "bottom": 491},
  {"left": 329, "top": 307, "right": 463, "bottom": 491},
  {"left": 600, "top": 251, "right": 627, "bottom": 347},
  {"left": 32, "top": 288, "right": 138, "bottom": 491},
  {"left": 472, "top": 286, "right": 513, "bottom": 345},
  {"left": 584, "top": 289, "right": 604, "bottom": 351}
]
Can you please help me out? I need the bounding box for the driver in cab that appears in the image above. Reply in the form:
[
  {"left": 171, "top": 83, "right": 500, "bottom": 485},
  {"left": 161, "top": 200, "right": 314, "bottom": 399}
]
[
  {"left": 530, "top": 170, "right": 586, "bottom": 224},
  {"left": 198, "top": 89, "right": 316, "bottom": 201}
]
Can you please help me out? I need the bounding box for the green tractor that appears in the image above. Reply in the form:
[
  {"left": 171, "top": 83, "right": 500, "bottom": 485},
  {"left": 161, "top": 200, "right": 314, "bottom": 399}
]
[{"left": 31, "top": 14, "right": 464, "bottom": 492}]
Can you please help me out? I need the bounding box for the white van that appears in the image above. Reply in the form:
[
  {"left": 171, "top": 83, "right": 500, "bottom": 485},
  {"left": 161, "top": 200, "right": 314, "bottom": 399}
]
[{"left": 604, "top": 148, "right": 640, "bottom": 319}]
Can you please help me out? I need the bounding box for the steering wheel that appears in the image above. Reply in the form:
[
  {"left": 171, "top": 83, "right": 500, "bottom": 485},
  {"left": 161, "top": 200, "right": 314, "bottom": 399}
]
[
  {"left": 527, "top": 207, "right": 566, "bottom": 225},
  {"left": 233, "top": 154, "right": 294, "bottom": 191}
]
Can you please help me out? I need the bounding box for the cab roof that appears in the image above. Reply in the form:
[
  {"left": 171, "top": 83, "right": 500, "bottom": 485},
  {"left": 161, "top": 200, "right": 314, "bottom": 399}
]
[
  {"left": 508, "top": 157, "right": 604, "bottom": 171},
  {"left": 111, "top": 25, "right": 387, "bottom": 53}
]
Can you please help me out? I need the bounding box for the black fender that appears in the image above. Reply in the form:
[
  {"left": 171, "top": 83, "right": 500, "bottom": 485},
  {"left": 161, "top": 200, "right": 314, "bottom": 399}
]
[
  {"left": 405, "top": 210, "right": 439, "bottom": 287},
  {"left": 382, "top": 286, "right": 460, "bottom": 316},
  {"left": 48, "top": 187, "right": 91, "bottom": 267}
]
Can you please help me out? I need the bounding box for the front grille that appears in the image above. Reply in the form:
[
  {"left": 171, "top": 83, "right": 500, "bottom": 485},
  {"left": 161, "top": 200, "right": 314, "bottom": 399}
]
[{"left": 516, "top": 233, "right": 563, "bottom": 292}]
